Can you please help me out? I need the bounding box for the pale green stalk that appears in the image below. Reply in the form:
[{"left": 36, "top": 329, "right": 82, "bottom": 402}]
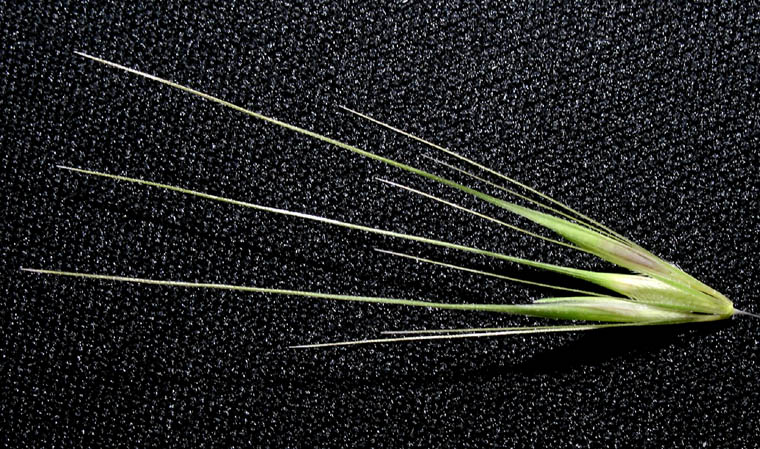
[{"left": 22, "top": 52, "right": 753, "bottom": 348}]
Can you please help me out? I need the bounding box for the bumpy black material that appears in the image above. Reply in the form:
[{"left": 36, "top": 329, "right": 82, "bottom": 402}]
[{"left": 3, "top": 2, "right": 759, "bottom": 447}]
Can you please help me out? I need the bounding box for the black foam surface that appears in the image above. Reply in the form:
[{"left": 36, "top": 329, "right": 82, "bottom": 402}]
[{"left": 3, "top": 1, "right": 759, "bottom": 447}]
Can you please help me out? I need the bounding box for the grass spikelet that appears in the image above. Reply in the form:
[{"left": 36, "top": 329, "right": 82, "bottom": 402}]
[{"left": 21, "top": 52, "right": 755, "bottom": 348}]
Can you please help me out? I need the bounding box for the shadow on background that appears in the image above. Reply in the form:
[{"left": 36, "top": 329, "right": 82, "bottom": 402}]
[{"left": 475, "top": 319, "right": 732, "bottom": 377}]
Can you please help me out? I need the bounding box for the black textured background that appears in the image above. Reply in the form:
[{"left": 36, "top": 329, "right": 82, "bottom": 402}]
[{"left": 3, "top": 1, "right": 760, "bottom": 447}]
